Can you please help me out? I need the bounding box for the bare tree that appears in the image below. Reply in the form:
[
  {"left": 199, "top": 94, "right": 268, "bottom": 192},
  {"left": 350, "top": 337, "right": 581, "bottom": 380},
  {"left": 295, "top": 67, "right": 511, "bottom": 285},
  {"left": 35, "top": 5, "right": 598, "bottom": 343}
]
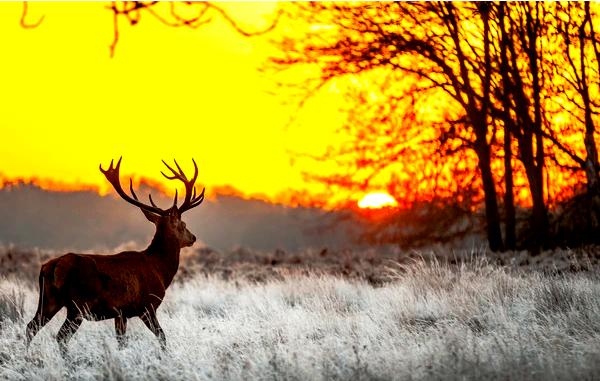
[
  {"left": 553, "top": 3, "right": 600, "bottom": 194},
  {"left": 489, "top": 3, "right": 551, "bottom": 251},
  {"left": 269, "top": 2, "right": 505, "bottom": 250}
]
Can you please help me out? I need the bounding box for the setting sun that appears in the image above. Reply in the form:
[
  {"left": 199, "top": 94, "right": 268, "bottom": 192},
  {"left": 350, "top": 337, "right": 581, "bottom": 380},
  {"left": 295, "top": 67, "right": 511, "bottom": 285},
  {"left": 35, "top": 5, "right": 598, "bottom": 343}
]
[{"left": 357, "top": 192, "right": 397, "bottom": 209}]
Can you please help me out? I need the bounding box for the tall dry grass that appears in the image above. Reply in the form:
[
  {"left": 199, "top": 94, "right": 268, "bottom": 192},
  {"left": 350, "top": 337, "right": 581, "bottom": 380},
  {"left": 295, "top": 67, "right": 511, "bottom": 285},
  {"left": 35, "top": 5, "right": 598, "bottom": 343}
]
[{"left": 0, "top": 256, "right": 599, "bottom": 380}]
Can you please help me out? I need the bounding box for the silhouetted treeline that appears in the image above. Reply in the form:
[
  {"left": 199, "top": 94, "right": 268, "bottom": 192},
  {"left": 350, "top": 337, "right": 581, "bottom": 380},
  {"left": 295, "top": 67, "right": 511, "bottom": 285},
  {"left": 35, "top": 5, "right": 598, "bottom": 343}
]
[{"left": 268, "top": 2, "right": 600, "bottom": 252}]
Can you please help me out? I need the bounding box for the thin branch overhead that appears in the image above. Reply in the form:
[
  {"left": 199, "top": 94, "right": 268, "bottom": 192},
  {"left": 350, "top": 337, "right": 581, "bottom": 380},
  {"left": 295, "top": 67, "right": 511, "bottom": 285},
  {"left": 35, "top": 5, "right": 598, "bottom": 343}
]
[
  {"left": 108, "top": 1, "right": 281, "bottom": 57},
  {"left": 20, "top": 1, "right": 44, "bottom": 29},
  {"left": 18, "top": 1, "right": 281, "bottom": 57}
]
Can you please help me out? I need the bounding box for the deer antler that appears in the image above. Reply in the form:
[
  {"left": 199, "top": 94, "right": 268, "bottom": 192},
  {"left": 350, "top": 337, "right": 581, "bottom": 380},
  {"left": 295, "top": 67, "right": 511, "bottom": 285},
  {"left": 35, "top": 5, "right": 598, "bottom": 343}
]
[
  {"left": 161, "top": 159, "right": 205, "bottom": 214},
  {"left": 100, "top": 157, "right": 169, "bottom": 216}
]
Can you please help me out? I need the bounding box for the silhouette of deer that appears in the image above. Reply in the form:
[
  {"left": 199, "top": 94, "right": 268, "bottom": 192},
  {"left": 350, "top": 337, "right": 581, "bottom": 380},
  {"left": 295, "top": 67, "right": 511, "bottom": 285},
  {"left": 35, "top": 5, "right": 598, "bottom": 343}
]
[{"left": 25, "top": 157, "right": 205, "bottom": 353}]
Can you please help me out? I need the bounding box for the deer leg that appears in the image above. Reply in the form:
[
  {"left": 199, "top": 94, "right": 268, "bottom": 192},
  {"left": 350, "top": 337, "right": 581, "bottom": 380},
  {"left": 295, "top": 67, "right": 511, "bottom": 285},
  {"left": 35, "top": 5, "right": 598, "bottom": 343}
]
[
  {"left": 56, "top": 309, "right": 82, "bottom": 355},
  {"left": 115, "top": 315, "right": 128, "bottom": 349},
  {"left": 25, "top": 277, "right": 63, "bottom": 347},
  {"left": 141, "top": 310, "right": 166, "bottom": 350},
  {"left": 26, "top": 308, "right": 61, "bottom": 347}
]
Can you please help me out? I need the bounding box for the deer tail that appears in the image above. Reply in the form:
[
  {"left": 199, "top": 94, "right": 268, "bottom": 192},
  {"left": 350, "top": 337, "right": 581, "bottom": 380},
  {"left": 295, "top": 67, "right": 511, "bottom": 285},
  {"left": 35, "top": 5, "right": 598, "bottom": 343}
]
[{"left": 35, "top": 259, "right": 59, "bottom": 314}]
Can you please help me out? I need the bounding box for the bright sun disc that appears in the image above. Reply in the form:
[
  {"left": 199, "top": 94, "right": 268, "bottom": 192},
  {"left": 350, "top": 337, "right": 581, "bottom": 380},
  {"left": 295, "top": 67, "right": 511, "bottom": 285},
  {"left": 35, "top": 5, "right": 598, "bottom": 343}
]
[{"left": 358, "top": 192, "right": 397, "bottom": 209}]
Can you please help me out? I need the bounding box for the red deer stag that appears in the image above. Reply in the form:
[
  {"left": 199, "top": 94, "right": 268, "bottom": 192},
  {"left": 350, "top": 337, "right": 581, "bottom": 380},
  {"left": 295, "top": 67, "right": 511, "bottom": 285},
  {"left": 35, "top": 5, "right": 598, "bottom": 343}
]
[{"left": 25, "top": 157, "right": 204, "bottom": 352}]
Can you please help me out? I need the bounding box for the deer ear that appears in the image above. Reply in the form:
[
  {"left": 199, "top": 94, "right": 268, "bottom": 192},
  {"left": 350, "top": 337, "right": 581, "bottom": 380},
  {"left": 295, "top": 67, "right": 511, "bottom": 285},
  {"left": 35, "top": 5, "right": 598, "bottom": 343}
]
[{"left": 141, "top": 209, "right": 161, "bottom": 224}]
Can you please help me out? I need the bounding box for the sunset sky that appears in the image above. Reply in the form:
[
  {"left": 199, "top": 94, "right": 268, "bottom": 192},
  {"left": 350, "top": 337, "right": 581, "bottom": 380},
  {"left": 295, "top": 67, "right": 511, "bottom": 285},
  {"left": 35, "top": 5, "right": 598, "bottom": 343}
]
[{"left": 0, "top": 2, "right": 348, "bottom": 203}]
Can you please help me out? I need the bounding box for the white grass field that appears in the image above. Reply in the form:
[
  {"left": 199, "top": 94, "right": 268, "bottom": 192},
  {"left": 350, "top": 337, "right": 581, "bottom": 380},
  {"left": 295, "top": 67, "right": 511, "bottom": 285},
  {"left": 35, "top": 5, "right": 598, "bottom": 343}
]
[{"left": 1, "top": 258, "right": 600, "bottom": 380}]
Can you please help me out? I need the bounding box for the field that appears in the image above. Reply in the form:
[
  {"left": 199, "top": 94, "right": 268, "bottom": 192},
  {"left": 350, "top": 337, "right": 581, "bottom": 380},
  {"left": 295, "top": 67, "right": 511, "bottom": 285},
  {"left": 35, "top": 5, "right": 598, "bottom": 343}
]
[{"left": 1, "top": 248, "right": 600, "bottom": 380}]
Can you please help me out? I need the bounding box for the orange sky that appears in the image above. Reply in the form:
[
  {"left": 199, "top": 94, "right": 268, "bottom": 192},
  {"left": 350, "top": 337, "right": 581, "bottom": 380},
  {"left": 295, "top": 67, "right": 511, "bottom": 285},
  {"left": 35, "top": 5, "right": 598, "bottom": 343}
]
[
  {"left": 0, "top": 2, "right": 349, "bottom": 203},
  {"left": 1, "top": 2, "right": 588, "bottom": 212}
]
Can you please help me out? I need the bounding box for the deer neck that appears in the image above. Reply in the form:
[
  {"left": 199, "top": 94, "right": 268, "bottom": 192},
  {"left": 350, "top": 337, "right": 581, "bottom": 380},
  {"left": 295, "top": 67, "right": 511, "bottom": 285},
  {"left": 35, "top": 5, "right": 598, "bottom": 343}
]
[{"left": 145, "top": 230, "right": 181, "bottom": 286}]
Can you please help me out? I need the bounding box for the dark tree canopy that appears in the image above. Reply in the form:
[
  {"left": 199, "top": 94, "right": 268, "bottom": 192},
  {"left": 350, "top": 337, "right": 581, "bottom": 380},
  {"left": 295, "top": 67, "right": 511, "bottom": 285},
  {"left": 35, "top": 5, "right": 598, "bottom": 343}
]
[{"left": 269, "top": 2, "right": 600, "bottom": 252}]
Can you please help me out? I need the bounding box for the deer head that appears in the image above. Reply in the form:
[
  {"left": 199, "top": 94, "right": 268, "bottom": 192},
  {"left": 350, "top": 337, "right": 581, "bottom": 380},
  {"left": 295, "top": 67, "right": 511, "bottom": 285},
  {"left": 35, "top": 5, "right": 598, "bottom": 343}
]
[{"left": 99, "top": 157, "right": 205, "bottom": 248}]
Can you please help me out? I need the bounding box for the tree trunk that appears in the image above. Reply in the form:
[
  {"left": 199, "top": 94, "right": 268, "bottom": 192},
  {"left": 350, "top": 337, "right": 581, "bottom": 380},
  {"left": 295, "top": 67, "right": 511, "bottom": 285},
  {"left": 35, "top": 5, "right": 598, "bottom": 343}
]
[
  {"left": 503, "top": 3, "right": 548, "bottom": 253},
  {"left": 583, "top": 116, "right": 600, "bottom": 195},
  {"left": 522, "top": 153, "right": 548, "bottom": 254},
  {"left": 580, "top": 52, "right": 600, "bottom": 194},
  {"left": 583, "top": 1, "right": 600, "bottom": 195},
  {"left": 475, "top": 137, "right": 504, "bottom": 251},
  {"left": 503, "top": 129, "right": 517, "bottom": 250},
  {"left": 497, "top": 3, "right": 516, "bottom": 250}
]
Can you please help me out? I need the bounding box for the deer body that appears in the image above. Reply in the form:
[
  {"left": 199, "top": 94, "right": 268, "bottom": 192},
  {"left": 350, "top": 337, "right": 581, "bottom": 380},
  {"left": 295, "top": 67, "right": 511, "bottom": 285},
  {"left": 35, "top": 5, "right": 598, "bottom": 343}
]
[
  {"left": 39, "top": 249, "right": 177, "bottom": 321},
  {"left": 25, "top": 158, "right": 203, "bottom": 352}
]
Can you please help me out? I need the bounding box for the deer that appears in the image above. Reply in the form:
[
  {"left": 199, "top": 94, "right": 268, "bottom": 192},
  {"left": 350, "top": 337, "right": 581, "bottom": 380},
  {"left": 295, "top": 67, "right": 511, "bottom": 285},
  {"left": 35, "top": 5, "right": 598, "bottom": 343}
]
[{"left": 25, "top": 157, "right": 205, "bottom": 353}]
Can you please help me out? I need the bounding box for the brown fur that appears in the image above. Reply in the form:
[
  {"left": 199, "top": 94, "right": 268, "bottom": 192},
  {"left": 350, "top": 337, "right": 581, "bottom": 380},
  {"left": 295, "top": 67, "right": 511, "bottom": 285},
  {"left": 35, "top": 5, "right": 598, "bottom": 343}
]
[{"left": 25, "top": 159, "right": 203, "bottom": 353}]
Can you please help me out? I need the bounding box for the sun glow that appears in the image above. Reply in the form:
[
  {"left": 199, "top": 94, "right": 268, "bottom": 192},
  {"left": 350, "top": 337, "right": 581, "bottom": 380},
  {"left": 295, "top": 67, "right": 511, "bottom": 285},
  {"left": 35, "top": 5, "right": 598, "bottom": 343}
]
[{"left": 357, "top": 192, "right": 397, "bottom": 209}]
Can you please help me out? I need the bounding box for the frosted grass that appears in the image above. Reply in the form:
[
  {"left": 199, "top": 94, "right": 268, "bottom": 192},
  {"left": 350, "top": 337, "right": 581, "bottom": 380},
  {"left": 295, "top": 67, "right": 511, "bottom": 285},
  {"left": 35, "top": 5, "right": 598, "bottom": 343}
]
[{"left": 1, "top": 259, "right": 599, "bottom": 380}]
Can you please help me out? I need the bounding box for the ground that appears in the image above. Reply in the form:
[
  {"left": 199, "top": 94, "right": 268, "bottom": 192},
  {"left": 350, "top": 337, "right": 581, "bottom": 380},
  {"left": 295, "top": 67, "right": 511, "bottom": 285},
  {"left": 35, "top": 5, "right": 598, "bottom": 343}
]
[{"left": 0, "top": 248, "right": 599, "bottom": 380}]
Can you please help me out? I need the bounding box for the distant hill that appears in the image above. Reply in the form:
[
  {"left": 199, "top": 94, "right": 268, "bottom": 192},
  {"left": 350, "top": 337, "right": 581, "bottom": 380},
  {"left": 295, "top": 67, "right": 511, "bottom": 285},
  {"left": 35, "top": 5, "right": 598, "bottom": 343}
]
[{"left": 0, "top": 183, "right": 359, "bottom": 252}]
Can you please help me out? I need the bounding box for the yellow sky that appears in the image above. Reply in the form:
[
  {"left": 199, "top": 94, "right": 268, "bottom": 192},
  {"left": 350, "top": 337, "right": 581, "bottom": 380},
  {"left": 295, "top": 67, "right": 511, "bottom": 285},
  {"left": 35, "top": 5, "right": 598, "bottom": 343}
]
[{"left": 0, "top": 2, "right": 346, "bottom": 201}]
